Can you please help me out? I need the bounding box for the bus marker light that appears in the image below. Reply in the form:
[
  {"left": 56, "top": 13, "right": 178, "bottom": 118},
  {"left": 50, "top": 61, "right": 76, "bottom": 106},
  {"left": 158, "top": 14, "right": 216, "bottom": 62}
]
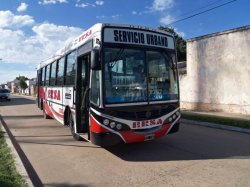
[
  {"left": 103, "top": 119, "right": 109, "bottom": 126},
  {"left": 116, "top": 124, "right": 122, "bottom": 130},
  {"left": 110, "top": 122, "right": 116, "bottom": 128}
]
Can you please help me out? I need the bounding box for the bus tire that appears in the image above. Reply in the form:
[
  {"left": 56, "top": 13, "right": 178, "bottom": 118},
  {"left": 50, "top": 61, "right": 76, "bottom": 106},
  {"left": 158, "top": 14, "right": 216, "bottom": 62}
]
[
  {"left": 69, "top": 112, "right": 83, "bottom": 141},
  {"left": 43, "top": 107, "right": 51, "bottom": 119}
]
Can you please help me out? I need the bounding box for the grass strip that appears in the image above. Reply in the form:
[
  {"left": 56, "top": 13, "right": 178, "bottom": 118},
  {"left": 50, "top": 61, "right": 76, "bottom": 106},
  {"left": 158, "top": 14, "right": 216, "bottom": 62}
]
[
  {"left": 0, "top": 127, "right": 27, "bottom": 187},
  {"left": 181, "top": 112, "right": 250, "bottom": 129}
]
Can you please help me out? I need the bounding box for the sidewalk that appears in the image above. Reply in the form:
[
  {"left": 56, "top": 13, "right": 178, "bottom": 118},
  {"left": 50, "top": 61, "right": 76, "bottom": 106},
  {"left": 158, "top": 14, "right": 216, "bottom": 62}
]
[
  {"left": 181, "top": 110, "right": 250, "bottom": 134},
  {"left": 182, "top": 110, "right": 250, "bottom": 121}
]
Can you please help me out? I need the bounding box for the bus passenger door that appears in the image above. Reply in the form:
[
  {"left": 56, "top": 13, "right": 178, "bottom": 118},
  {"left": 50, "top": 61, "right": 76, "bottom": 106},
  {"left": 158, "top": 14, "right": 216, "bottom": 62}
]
[{"left": 75, "top": 54, "right": 90, "bottom": 139}]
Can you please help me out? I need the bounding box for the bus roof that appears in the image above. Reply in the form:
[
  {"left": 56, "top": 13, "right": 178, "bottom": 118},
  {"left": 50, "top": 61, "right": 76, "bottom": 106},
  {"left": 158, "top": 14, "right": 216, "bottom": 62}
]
[{"left": 37, "top": 23, "right": 173, "bottom": 69}]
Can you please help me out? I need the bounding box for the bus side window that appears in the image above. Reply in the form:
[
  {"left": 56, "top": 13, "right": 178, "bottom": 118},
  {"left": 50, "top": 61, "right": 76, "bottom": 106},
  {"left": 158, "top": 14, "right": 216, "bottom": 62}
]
[
  {"left": 56, "top": 57, "right": 65, "bottom": 86},
  {"left": 50, "top": 61, "right": 57, "bottom": 86},
  {"left": 42, "top": 67, "right": 46, "bottom": 86},
  {"left": 65, "top": 51, "right": 76, "bottom": 85},
  {"left": 90, "top": 71, "right": 100, "bottom": 106},
  {"left": 45, "top": 65, "right": 51, "bottom": 86}
]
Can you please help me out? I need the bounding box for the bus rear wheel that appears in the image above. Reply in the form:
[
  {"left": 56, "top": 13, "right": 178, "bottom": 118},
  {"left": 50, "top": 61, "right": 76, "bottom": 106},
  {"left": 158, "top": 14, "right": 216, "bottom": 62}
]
[{"left": 69, "top": 112, "right": 83, "bottom": 141}]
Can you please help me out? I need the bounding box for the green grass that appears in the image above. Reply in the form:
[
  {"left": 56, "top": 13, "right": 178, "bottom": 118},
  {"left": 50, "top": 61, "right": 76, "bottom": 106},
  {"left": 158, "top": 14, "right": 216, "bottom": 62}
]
[
  {"left": 181, "top": 112, "right": 250, "bottom": 129},
  {"left": 0, "top": 127, "right": 27, "bottom": 187}
]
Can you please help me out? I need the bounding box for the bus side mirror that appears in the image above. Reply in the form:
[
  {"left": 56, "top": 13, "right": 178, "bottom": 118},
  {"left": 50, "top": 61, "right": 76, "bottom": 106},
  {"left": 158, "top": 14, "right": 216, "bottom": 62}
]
[{"left": 91, "top": 48, "right": 101, "bottom": 70}]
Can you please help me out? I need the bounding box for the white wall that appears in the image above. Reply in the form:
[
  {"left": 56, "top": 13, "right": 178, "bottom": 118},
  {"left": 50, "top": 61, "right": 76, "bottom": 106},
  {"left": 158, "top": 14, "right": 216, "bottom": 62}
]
[{"left": 180, "top": 26, "right": 250, "bottom": 114}]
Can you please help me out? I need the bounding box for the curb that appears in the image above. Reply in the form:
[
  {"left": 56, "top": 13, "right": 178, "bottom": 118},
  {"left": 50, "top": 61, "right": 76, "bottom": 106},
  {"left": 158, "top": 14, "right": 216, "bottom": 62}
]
[
  {"left": 0, "top": 118, "right": 34, "bottom": 187},
  {"left": 181, "top": 119, "right": 250, "bottom": 134}
]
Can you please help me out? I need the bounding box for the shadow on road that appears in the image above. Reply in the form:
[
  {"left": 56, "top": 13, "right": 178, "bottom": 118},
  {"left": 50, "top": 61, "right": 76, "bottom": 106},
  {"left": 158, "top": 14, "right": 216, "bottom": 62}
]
[
  {"left": 0, "top": 97, "right": 35, "bottom": 106},
  {"left": 106, "top": 126, "right": 250, "bottom": 162},
  {"left": 2, "top": 115, "right": 43, "bottom": 119}
]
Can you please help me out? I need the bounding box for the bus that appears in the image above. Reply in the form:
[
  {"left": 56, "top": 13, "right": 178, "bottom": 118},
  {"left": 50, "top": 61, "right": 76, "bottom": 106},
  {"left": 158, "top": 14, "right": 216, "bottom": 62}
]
[{"left": 36, "top": 23, "right": 181, "bottom": 146}]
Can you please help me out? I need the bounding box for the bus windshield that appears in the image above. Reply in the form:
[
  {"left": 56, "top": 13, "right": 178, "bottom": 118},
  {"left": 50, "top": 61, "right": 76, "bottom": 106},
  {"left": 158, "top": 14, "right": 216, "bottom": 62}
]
[{"left": 104, "top": 47, "right": 178, "bottom": 104}]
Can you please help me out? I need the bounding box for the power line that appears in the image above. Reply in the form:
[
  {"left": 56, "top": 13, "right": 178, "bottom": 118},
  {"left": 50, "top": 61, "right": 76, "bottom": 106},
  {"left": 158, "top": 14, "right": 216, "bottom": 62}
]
[
  {"left": 167, "top": 0, "right": 238, "bottom": 26},
  {"left": 176, "top": 0, "right": 225, "bottom": 18}
]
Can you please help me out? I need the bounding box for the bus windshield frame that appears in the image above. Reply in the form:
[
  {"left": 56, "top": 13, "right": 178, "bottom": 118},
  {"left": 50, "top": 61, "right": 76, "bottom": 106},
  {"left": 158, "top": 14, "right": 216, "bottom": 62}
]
[{"left": 103, "top": 46, "right": 179, "bottom": 106}]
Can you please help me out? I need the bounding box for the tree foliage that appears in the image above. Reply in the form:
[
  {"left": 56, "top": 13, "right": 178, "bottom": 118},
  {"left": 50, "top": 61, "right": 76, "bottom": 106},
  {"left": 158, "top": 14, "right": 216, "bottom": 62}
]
[
  {"left": 158, "top": 26, "right": 187, "bottom": 62},
  {"left": 16, "top": 76, "right": 28, "bottom": 81},
  {"left": 19, "top": 78, "right": 28, "bottom": 90}
]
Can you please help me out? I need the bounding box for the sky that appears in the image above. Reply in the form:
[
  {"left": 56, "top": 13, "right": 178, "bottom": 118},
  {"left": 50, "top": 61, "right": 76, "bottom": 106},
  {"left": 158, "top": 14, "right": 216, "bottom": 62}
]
[{"left": 0, "top": 0, "right": 249, "bottom": 84}]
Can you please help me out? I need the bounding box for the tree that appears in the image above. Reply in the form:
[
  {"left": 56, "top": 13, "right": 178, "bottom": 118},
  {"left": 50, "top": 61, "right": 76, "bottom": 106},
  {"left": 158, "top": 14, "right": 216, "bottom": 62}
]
[
  {"left": 16, "top": 76, "right": 28, "bottom": 81},
  {"left": 158, "top": 26, "right": 187, "bottom": 62},
  {"left": 19, "top": 78, "right": 28, "bottom": 91}
]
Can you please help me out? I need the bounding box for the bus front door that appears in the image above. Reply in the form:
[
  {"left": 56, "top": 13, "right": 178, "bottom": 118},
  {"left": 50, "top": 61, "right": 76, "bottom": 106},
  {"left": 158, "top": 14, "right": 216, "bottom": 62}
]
[{"left": 75, "top": 54, "right": 90, "bottom": 140}]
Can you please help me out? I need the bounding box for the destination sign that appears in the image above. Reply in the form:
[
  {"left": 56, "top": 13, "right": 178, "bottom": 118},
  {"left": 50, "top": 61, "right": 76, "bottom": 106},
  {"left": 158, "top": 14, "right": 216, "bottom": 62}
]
[{"left": 104, "top": 28, "right": 174, "bottom": 49}]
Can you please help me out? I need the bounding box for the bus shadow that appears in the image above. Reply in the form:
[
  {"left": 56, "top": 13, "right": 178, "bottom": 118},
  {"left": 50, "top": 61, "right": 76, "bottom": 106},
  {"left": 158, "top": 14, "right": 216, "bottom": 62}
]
[
  {"left": 2, "top": 115, "right": 43, "bottom": 119},
  {"left": 106, "top": 127, "right": 250, "bottom": 161}
]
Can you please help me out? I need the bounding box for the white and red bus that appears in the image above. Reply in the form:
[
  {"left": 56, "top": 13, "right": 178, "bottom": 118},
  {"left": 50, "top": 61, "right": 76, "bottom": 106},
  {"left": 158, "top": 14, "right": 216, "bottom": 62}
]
[{"left": 36, "top": 23, "right": 181, "bottom": 146}]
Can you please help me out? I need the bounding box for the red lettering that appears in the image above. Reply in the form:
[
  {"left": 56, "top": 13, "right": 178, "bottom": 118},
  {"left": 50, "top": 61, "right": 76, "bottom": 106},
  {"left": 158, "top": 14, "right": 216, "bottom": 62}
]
[
  {"left": 132, "top": 118, "right": 164, "bottom": 129},
  {"left": 54, "top": 90, "right": 57, "bottom": 100},
  {"left": 57, "top": 90, "right": 61, "bottom": 100},
  {"left": 137, "top": 122, "right": 140, "bottom": 128},
  {"left": 157, "top": 119, "right": 163, "bottom": 125},
  {"left": 79, "top": 29, "right": 92, "bottom": 42},
  {"left": 47, "top": 90, "right": 61, "bottom": 100},
  {"left": 48, "top": 90, "right": 52, "bottom": 99},
  {"left": 133, "top": 122, "right": 136, "bottom": 128},
  {"left": 150, "top": 119, "right": 156, "bottom": 125}
]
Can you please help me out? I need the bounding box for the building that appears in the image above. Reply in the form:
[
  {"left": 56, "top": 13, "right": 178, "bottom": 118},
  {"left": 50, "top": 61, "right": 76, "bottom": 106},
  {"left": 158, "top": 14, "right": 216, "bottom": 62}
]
[
  {"left": 10, "top": 79, "right": 19, "bottom": 93},
  {"left": 179, "top": 25, "right": 250, "bottom": 115},
  {"left": 24, "top": 78, "right": 36, "bottom": 95}
]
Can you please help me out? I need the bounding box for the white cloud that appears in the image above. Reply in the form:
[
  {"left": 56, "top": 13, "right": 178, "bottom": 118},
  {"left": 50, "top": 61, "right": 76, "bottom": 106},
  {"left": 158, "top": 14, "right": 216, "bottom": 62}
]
[
  {"left": 132, "top": 11, "right": 137, "bottom": 15},
  {"left": 152, "top": 0, "right": 173, "bottom": 11},
  {"left": 75, "top": 3, "right": 90, "bottom": 8},
  {"left": 0, "top": 11, "right": 83, "bottom": 66},
  {"left": 17, "top": 2, "right": 28, "bottom": 12},
  {"left": 38, "top": 0, "right": 68, "bottom": 5},
  {"left": 174, "top": 27, "right": 185, "bottom": 38},
  {"left": 160, "top": 14, "right": 175, "bottom": 25},
  {"left": 96, "top": 0, "right": 104, "bottom": 6},
  {"left": 76, "top": 0, "right": 104, "bottom": 8},
  {"left": 111, "top": 14, "right": 121, "bottom": 19},
  {"left": 0, "top": 10, "right": 83, "bottom": 83},
  {"left": 0, "top": 10, "right": 34, "bottom": 28},
  {"left": 96, "top": 15, "right": 106, "bottom": 19}
]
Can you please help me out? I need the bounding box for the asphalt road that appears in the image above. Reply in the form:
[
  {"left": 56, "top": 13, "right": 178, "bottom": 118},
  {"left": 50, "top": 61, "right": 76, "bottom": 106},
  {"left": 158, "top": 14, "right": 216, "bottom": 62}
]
[{"left": 0, "top": 96, "right": 250, "bottom": 187}]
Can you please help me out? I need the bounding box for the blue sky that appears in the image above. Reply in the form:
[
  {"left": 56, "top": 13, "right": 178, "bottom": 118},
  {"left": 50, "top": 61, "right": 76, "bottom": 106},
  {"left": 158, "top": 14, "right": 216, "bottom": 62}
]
[{"left": 0, "top": 0, "right": 249, "bottom": 84}]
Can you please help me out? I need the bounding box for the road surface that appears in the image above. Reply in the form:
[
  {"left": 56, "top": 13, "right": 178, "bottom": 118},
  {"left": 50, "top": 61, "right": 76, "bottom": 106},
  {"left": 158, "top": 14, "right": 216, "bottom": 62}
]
[{"left": 0, "top": 96, "right": 250, "bottom": 187}]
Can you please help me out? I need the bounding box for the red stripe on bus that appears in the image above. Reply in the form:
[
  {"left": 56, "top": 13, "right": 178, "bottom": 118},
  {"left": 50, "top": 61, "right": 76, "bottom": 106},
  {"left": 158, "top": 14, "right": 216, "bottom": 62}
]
[
  {"left": 90, "top": 115, "right": 109, "bottom": 133},
  {"left": 44, "top": 101, "right": 54, "bottom": 118},
  {"left": 50, "top": 106, "right": 64, "bottom": 119}
]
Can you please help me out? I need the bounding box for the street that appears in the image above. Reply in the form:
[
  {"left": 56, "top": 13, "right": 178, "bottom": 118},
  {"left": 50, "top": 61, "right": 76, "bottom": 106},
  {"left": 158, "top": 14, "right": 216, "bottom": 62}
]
[{"left": 0, "top": 96, "right": 250, "bottom": 187}]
